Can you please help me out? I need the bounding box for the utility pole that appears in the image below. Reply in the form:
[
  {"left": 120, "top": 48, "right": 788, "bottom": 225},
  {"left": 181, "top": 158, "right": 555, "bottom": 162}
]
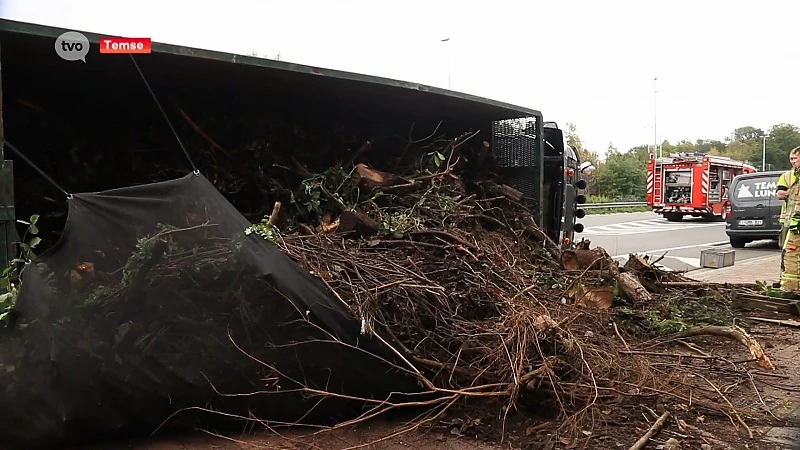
[
  {"left": 653, "top": 77, "right": 659, "bottom": 158},
  {"left": 762, "top": 135, "right": 767, "bottom": 171},
  {"left": 441, "top": 38, "right": 450, "bottom": 89}
]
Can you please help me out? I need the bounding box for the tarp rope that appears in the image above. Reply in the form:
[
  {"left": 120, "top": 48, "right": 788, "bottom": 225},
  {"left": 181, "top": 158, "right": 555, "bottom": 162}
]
[
  {"left": 128, "top": 54, "right": 199, "bottom": 174},
  {"left": 0, "top": 138, "right": 72, "bottom": 199}
]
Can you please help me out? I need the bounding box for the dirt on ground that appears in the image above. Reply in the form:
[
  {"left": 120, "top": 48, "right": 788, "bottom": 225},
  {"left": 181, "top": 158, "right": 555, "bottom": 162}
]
[{"left": 62, "top": 312, "right": 800, "bottom": 450}]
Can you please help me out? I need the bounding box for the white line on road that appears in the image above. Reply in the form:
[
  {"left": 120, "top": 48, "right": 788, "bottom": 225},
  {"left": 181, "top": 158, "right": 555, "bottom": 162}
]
[
  {"left": 610, "top": 241, "right": 729, "bottom": 259},
  {"left": 582, "top": 219, "right": 724, "bottom": 236}
]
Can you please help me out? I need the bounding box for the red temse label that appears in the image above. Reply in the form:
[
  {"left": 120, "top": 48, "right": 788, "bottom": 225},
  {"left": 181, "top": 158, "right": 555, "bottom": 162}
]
[{"left": 100, "top": 37, "right": 152, "bottom": 54}]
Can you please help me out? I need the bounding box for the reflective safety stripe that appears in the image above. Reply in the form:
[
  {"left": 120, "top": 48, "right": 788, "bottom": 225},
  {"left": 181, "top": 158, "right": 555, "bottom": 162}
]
[
  {"left": 780, "top": 170, "right": 796, "bottom": 221},
  {"left": 781, "top": 232, "right": 800, "bottom": 291}
]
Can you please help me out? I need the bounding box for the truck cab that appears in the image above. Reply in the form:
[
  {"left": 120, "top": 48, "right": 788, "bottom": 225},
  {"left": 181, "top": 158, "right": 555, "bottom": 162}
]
[{"left": 542, "top": 122, "right": 591, "bottom": 248}]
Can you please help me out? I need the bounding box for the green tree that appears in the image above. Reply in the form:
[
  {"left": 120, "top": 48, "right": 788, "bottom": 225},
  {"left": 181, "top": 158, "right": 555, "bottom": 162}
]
[
  {"left": 595, "top": 143, "right": 647, "bottom": 201},
  {"left": 732, "top": 126, "right": 765, "bottom": 142},
  {"left": 765, "top": 123, "right": 800, "bottom": 170},
  {"left": 723, "top": 140, "right": 758, "bottom": 163}
]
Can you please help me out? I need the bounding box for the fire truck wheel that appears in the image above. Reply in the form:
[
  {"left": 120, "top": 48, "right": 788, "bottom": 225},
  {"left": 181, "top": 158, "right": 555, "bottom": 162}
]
[{"left": 664, "top": 213, "right": 683, "bottom": 222}]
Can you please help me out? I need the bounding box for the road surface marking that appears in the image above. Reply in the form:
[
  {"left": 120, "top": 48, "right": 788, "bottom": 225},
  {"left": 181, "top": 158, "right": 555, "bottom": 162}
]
[
  {"left": 671, "top": 256, "right": 703, "bottom": 267},
  {"left": 610, "top": 241, "right": 729, "bottom": 259},
  {"left": 582, "top": 218, "right": 724, "bottom": 236}
]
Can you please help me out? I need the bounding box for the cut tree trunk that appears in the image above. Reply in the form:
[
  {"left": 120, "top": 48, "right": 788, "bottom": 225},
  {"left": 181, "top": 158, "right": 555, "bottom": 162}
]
[
  {"left": 561, "top": 248, "right": 608, "bottom": 271},
  {"left": 599, "top": 250, "right": 654, "bottom": 304},
  {"left": 352, "top": 163, "right": 406, "bottom": 193},
  {"left": 498, "top": 184, "right": 524, "bottom": 202},
  {"left": 338, "top": 209, "right": 380, "bottom": 237},
  {"left": 623, "top": 254, "right": 652, "bottom": 273},
  {"left": 568, "top": 284, "right": 615, "bottom": 309}
]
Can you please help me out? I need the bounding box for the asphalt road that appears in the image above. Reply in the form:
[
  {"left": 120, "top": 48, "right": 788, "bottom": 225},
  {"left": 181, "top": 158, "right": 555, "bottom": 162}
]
[{"left": 576, "top": 211, "right": 780, "bottom": 272}]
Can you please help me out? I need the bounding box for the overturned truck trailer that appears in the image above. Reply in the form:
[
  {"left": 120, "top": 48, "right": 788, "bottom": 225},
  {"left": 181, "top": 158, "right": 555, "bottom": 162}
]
[{"left": 0, "top": 19, "right": 589, "bottom": 449}]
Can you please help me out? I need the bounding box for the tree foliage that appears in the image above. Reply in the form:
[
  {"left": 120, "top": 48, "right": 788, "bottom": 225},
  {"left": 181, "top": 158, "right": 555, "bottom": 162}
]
[{"left": 565, "top": 122, "right": 800, "bottom": 202}]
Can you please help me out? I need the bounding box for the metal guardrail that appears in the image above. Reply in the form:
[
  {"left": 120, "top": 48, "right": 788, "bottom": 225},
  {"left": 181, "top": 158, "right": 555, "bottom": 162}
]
[{"left": 583, "top": 202, "right": 648, "bottom": 210}]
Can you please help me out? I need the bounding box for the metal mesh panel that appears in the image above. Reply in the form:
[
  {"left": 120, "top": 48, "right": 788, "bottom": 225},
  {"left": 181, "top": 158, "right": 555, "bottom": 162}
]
[
  {"left": 491, "top": 118, "right": 539, "bottom": 167},
  {"left": 492, "top": 117, "right": 541, "bottom": 216}
]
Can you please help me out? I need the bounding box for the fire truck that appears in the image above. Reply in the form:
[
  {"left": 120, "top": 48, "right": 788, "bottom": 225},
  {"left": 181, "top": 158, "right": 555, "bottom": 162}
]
[{"left": 646, "top": 153, "right": 757, "bottom": 221}]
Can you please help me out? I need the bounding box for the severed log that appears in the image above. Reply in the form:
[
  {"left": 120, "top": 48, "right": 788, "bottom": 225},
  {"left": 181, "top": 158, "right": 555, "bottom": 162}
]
[
  {"left": 561, "top": 248, "right": 654, "bottom": 303},
  {"left": 748, "top": 316, "right": 800, "bottom": 327},
  {"left": 483, "top": 181, "right": 524, "bottom": 203},
  {"left": 568, "top": 284, "right": 615, "bottom": 309},
  {"left": 623, "top": 254, "right": 652, "bottom": 273},
  {"left": 498, "top": 184, "right": 524, "bottom": 202},
  {"left": 317, "top": 211, "right": 341, "bottom": 234},
  {"left": 597, "top": 249, "right": 654, "bottom": 304},
  {"left": 351, "top": 163, "right": 408, "bottom": 193},
  {"left": 560, "top": 248, "right": 607, "bottom": 271},
  {"left": 661, "top": 281, "right": 758, "bottom": 288},
  {"left": 615, "top": 271, "right": 655, "bottom": 303},
  {"left": 267, "top": 201, "right": 281, "bottom": 226},
  {"left": 575, "top": 238, "right": 591, "bottom": 250},
  {"left": 679, "top": 325, "right": 775, "bottom": 370},
  {"left": 337, "top": 209, "right": 380, "bottom": 237},
  {"left": 734, "top": 297, "right": 799, "bottom": 315}
]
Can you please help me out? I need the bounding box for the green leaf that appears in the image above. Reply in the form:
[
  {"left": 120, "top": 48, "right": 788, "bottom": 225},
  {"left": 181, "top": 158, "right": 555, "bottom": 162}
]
[
  {"left": 20, "top": 243, "right": 30, "bottom": 252},
  {"left": 29, "top": 237, "right": 42, "bottom": 248},
  {"left": 28, "top": 224, "right": 39, "bottom": 235},
  {"left": 29, "top": 214, "right": 39, "bottom": 225}
]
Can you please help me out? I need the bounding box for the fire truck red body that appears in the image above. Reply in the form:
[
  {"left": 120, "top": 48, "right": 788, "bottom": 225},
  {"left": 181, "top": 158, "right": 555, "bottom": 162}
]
[{"left": 646, "top": 153, "right": 757, "bottom": 221}]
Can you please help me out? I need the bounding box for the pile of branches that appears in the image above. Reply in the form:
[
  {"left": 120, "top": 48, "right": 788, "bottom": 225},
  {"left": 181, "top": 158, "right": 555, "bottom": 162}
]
[
  {"left": 237, "top": 133, "right": 782, "bottom": 445},
  {"left": 1, "top": 118, "right": 787, "bottom": 449}
]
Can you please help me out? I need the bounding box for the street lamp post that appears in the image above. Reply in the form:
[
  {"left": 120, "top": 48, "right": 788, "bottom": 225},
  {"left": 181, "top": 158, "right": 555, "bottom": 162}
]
[
  {"left": 653, "top": 77, "right": 660, "bottom": 158},
  {"left": 441, "top": 38, "right": 451, "bottom": 89},
  {"left": 762, "top": 135, "right": 767, "bottom": 171}
]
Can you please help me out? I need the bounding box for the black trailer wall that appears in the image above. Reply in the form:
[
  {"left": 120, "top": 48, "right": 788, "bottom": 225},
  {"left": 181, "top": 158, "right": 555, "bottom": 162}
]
[{"left": 0, "top": 19, "right": 545, "bottom": 247}]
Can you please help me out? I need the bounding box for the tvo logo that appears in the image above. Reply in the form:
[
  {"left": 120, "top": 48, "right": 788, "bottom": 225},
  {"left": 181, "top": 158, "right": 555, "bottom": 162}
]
[{"left": 55, "top": 31, "right": 90, "bottom": 62}]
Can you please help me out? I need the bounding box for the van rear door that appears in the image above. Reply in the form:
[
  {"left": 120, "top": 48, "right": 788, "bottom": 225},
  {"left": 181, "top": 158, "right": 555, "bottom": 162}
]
[
  {"left": 765, "top": 174, "right": 782, "bottom": 230},
  {"left": 729, "top": 175, "right": 774, "bottom": 233}
]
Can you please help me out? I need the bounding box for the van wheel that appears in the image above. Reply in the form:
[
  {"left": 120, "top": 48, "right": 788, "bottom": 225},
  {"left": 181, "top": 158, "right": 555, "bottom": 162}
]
[
  {"left": 730, "top": 237, "right": 748, "bottom": 248},
  {"left": 665, "top": 213, "right": 683, "bottom": 222}
]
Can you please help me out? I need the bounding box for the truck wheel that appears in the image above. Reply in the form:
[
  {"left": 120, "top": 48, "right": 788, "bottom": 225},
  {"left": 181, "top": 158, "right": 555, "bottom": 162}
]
[
  {"left": 729, "top": 237, "right": 748, "bottom": 248},
  {"left": 664, "top": 213, "right": 683, "bottom": 222}
]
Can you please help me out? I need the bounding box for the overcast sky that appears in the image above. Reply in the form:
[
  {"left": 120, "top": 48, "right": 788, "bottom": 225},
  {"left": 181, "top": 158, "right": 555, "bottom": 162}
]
[{"left": 2, "top": 0, "right": 798, "bottom": 155}]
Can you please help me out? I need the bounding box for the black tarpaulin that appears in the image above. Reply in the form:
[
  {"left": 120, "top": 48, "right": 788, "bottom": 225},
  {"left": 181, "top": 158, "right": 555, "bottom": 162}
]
[{"left": 0, "top": 172, "right": 422, "bottom": 449}]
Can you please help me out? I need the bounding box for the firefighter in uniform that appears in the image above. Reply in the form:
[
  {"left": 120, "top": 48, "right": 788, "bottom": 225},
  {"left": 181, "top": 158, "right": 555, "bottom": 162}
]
[
  {"left": 775, "top": 159, "right": 799, "bottom": 286},
  {"left": 779, "top": 147, "right": 800, "bottom": 290}
]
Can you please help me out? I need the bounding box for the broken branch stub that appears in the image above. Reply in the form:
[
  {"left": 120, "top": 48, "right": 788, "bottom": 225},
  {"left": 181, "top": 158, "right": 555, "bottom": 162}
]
[{"left": 680, "top": 325, "right": 775, "bottom": 370}]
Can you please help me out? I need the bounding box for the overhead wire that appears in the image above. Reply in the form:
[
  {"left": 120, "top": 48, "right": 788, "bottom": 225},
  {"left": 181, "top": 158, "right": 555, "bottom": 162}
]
[{"left": 128, "top": 54, "right": 199, "bottom": 174}]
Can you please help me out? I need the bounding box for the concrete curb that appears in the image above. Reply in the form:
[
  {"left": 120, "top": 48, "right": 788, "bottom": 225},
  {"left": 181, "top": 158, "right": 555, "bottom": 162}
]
[{"left": 688, "top": 253, "right": 781, "bottom": 282}]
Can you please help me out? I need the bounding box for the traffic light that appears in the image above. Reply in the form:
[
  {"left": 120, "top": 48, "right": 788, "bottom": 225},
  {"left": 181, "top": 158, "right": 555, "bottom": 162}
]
[{"left": 573, "top": 162, "right": 594, "bottom": 234}]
